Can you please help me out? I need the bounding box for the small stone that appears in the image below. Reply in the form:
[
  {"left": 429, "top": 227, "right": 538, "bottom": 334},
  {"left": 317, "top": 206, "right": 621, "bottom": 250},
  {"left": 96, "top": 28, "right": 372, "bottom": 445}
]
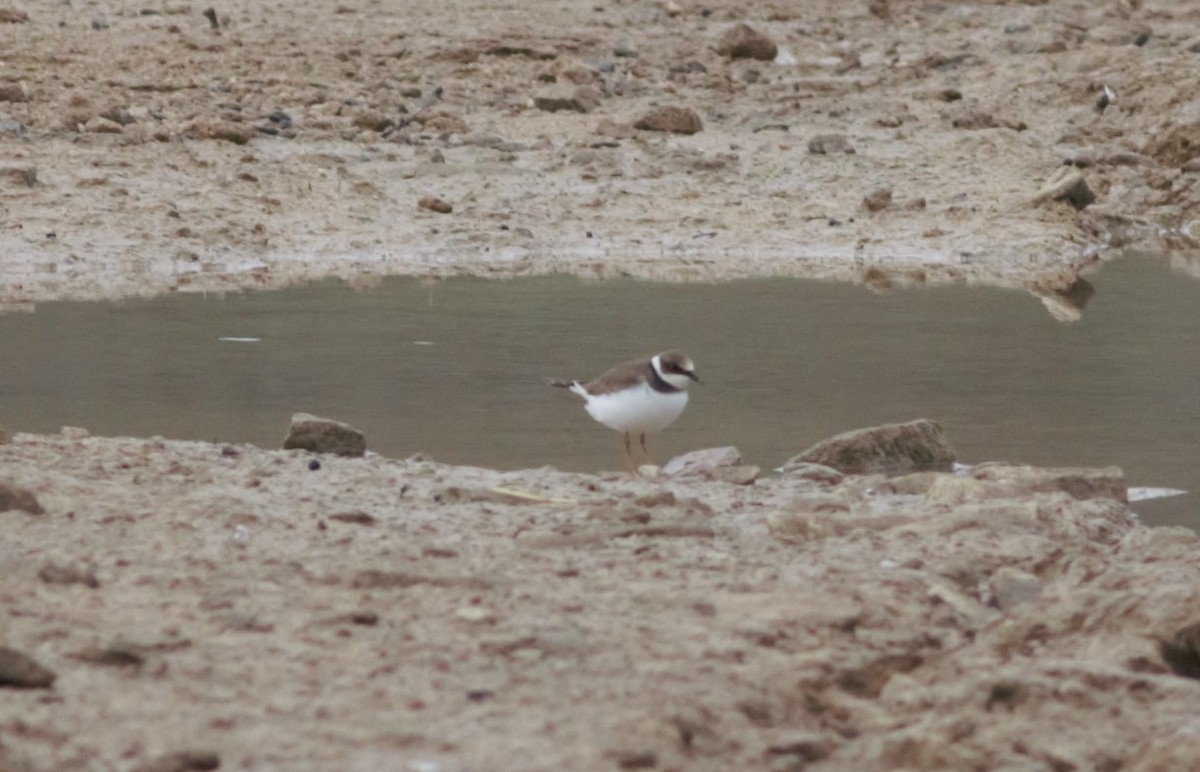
[
  {"left": 1161, "top": 622, "right": 1200, "bottom": 680},
  {"left": 791, "top": 419, "right": 956, "bottom": 475},
  {"left": 808, "top": 134, "right": 855, "bottom": 154},
  {"left": 283, "top": 412, "right": 366, "bottom": 457},
  {"left": 634, "top": 105, "right": 703, "bottom": 135},
  {"left": 664, "top": 446, "right": 743, "bottom": 477},
  {"left": 664, "top": 2, "right": 682, "bottom": 18},
  {"left": 716, "top": 23, "right": 778, "bottom": 61},
  {"left": 0, "top": 166, "right": 36, "bottom": 187},
  {"left": 533, "top": 85, "right": 602, "bottom": 113},
  {"left": 0, "top": 647, "right": 56, "bottom": 689},
  {"left": 189, "top": 118, "right": 255, "bottom": 145},
  {"left": 0, "top": 482, "right": 43, "bottom": 514},
  {"left": 455, "top": 606, "right": 494, "bottom": 622},
  {"left": 862, "top": 187, "right": 892, "bottom": 212},
  {"left": 418, "top": 196, "right": 453, "bottom": 214},
  {"left": 988, "top": 567, "right": 1042, "bottom": 611},
  {"left": 0, "top": 83, "right": 27, "bottom": 103},
  {"left": 415, "top": 110, "right": 468, "bottom": 135},
  {"left": 84, "top": 115, "right": 124, "bottom": 134},
  {"left": 1033, "top": 167, "right": 1095, "bottom": 210},
  {"left": 133, "top": 750, "right": 221, "bottom": 772},
  {"left": 38, "top": 561, "right": 100, "bottom": 588},
  {"left": 60, "top": 426, "right": 90, "bottom": 440},
  {"left": 352, "top": 110, "right": 393, "bottom": 132}
]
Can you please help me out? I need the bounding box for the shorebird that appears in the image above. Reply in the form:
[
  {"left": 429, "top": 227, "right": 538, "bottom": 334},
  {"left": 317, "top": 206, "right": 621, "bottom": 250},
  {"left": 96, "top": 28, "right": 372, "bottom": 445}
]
[{"left": 550, "top": 350, "right": 699, "bottom": 472}]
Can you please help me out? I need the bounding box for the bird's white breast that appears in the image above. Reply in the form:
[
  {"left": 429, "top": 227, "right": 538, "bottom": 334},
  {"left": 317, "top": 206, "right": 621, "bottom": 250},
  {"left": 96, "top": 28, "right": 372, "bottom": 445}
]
[{"left": 573, "top": 381, "right": 689, "bottom": 434}]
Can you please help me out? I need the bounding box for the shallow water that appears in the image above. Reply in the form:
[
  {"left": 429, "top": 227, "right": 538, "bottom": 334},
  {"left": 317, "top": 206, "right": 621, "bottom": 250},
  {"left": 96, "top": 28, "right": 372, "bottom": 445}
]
[{"left": 2, "top": 254, "right": 1198, "bottom": 527}]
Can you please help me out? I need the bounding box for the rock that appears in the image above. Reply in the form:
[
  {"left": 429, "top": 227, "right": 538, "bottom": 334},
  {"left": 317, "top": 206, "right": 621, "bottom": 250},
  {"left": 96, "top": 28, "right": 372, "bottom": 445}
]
[
  {"left": 282, "top": 413, "right": 366, "bottom": 457},
  {"left": 716, "top": 23, "right": 778, "bottom": 62},
  {"left": 132, "top": 750, "right": 221, "bottom": 772},
  {"left": 533, "top": 85, "right": 602, "bottom": 113},
  {"left": 60, "top": 426, "right": 89, "bottom": 440},
  {"left": 85, "top": 115, "right": 124, "bottom": 134},
  {"left": 634, "top": 106, "right": 703, "bottom": 135},
  {"left": 0, "top": 482, "right": 43, "bottom": 514},
  {"left": 189, "top": 118, "right": 255, "bottom": 145},
  {"left": 1160, "top": 622, "right": 1200, "bottom": 680},
  {"left": 0, "top": 647, "right": 56, "bottom": 688},
  {"left": 1033, "top": 167, "right": 1095, "bottom": 210},
  {"left": 0, "top": 83, "right": 26, "bottom": 103},
  {"left": 789, "top": 419, "right": 955, "bottom": 475},
  {"left": 0, "top": 165, "right": 36, "bottom": 187},
  {"left": 418, "top": 196, "right": 453, "bottom": 214},
  {"left": 776, "top": 460, "right": 845, "bottom": 485},
  {"left": 38, "top": 560, "right": 100, "bottom": 588},
  {"left": 862, "top": 187, "right": 893, "bottom": 212},
  {"left": 808, "top": 134, "right": 855, "bottom": 154},
  {"left": 352, "top": 110, "right": 393, "bottom": 132},
  {"left": 988, "top": 566, "right": 1041, "bottom": 611},
  {"left": 664, "top": 446, "right": 742, "bottom": 476}
]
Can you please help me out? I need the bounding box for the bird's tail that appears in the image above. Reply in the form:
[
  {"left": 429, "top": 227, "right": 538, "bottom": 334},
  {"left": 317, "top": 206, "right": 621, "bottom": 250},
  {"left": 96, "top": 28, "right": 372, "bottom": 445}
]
[{"left": 547, "top": 379, "right": 574, "bottom": 389}]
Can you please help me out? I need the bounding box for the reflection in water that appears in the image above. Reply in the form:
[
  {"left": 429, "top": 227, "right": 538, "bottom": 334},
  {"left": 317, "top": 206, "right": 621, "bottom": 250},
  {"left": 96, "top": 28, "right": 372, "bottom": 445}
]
[{"left": 1, "top": 255, "right": 1198, "bottom": 527}]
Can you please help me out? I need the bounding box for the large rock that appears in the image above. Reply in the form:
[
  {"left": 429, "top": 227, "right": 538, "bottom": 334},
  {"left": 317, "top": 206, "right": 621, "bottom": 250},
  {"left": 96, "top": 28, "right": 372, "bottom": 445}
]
[
  {"left": 788, "top": 419, "right": 955, "bottom": 475},
  {"left": 282, "top": 413, "right": 366, "bottom": 457}
]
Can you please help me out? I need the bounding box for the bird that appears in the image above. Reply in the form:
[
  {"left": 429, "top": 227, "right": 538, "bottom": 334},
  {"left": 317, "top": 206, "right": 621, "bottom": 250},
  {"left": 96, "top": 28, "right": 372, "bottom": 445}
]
[{"left": 550, "top": 350, "right": 699, "bottom": 472}]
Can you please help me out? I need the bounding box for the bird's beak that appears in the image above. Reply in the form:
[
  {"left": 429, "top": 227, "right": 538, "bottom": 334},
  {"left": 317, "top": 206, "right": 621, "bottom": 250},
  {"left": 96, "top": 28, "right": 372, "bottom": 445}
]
[{"left": 688, "top": 371, "right": 700, "bottom": 383}]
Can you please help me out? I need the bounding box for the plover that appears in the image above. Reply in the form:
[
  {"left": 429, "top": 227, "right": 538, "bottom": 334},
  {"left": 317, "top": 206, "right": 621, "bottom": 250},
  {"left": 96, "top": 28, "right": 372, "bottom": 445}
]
[{"left": 550, "top": 350, "right": 699, "bottom": 471}]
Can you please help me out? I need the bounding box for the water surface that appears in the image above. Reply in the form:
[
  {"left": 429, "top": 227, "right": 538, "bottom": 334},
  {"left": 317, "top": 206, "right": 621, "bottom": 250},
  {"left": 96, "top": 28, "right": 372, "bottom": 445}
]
[{"left": 2, "top": 255, "right": 1197, "bottom": 527}]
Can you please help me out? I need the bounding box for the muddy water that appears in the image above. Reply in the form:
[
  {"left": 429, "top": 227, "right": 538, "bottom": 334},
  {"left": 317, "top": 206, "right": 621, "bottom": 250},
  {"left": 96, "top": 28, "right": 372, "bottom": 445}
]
[{"left": 2, "top": 255, "right": 1198, "bottom": 526}]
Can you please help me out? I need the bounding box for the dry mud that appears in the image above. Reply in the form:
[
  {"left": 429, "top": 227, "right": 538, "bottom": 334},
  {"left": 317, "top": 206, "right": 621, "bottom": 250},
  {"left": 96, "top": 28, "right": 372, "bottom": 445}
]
[
  {"left": 3, "top": 0, "right": 1200, "bottom": 770},
  {"left": 3, "top": 433, "right": 1200, "bottom": 771},
  {"left": 0, "top": 0, "right": 1198, "bottom": 305}
]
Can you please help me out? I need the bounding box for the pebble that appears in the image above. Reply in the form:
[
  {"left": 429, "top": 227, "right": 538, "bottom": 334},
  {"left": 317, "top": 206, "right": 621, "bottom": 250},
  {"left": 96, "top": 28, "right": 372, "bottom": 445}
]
[
  {"left": 418, "top": 196, "right": 453, "bottom": 214},
  {"left": 716, "top": 23, "right": 778, "bottom": 61},
  {"left": 862, "top": 187, "right": 893, "bottom": 212},
  {"left": 0, "top": 481, "right": 43, "bottom": 514},
  {"left": 808, "top": 134, "right": 855, "bottom": 154},
  {"left": 988, "top": 567, "right": 1042, "bottom": 611},
  {"left": 38, "top": 560, "right": 100, "bottom": 587},
  {"left": 0, "top": 83, "right": 26, "bottom": 102},
  {"left": 189, "top": 118, "right": 255, "bottom": 144},
  {"left": 634, "top": 105, "right": 703, "bottom": 135},
  {"left": 1033, "top": 167, "right": 1095, "bottom": 210},
  {"left": 0, "top": 646, "right": 57, "bottom": 689},
  {"left": 533, "top": 85, "right": 602, "bottom": 113}
]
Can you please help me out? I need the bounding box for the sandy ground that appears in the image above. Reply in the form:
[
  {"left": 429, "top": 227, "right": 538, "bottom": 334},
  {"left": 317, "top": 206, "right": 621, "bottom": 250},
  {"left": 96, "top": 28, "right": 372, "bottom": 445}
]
[
  {"left": 4, "top": 0, "right": 1200, "bottom": 770},
  {"left": 1, "top": 0, "right": 1198, "bottom": 306}
]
